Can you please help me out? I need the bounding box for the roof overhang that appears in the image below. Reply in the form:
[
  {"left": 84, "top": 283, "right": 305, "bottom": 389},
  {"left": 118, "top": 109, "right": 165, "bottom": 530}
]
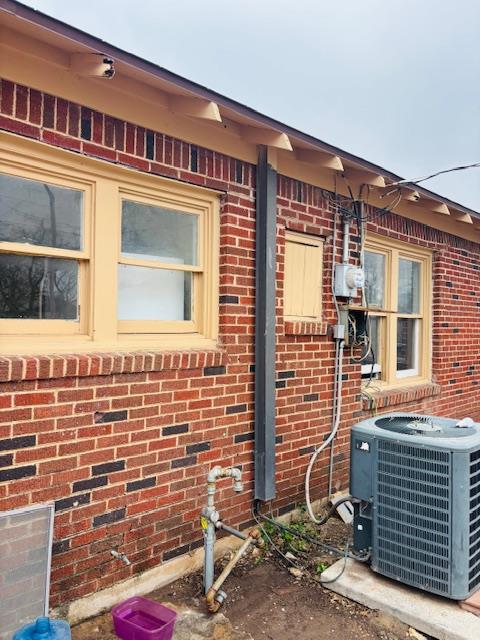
[{"left": 1, "top": 0, "right": 479, "bottom": 242}]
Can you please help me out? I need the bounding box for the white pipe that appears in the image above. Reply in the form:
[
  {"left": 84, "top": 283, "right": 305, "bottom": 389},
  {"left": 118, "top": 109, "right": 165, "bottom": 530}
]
[
  {"left": 328, "top": 340, "right": 340, "bottom": 495},
  {"left": 305, "top": 339, "right": 344, "bottom": 523}
]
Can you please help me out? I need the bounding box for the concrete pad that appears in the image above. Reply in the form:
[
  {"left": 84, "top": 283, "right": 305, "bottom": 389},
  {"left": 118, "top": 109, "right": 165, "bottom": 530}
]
[
  {"left": 321, "top": 559, "right": 480, "bottom": 640},
  {"left": 461, "top": 588, "right": 480, "bottom": 616}
]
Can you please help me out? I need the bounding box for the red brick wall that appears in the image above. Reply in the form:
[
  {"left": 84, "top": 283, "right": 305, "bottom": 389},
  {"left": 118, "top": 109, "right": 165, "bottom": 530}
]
[{"left": 1, "top": 79, "right": 480, "bottom": 607}]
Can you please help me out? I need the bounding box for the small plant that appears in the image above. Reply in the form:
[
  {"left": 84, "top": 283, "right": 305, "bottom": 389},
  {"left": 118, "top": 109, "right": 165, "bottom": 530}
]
[{"left": 315, "top": 561, "right": 328, "bottom": 574}]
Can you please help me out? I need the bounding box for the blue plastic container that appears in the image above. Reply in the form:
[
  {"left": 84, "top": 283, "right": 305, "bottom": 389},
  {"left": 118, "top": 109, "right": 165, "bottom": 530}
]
[{"left": 12, "top": 617, "right": 71, "bottom": 640}]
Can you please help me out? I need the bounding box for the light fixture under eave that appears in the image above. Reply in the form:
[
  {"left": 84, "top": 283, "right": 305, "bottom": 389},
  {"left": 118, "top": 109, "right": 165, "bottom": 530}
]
[{"left": 70, "top": 53, "right": 115, "bottom": 78}]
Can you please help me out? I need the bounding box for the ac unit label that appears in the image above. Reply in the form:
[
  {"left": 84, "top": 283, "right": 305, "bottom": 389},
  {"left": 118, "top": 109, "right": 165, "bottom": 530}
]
[{"left": 355, "top": 439, "right": 370, "bottom": 452}]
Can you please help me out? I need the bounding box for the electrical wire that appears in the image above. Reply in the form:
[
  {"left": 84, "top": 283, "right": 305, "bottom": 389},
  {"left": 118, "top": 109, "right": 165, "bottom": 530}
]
[
  {"left": 387, "top": 160, "right": 480, "bottom": 188},
  {"left": 316, "top": 544, "right": 349, "bottom": 585},
  {"left": 251, "top": 507, "right": 304, "bottom": 571},
  {"left": 253, "top": 507, "right": 371, "bottom": 564}
]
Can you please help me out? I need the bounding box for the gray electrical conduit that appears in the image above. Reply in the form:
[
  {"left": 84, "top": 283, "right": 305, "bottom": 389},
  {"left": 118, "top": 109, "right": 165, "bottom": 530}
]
[
  {"left": 328, "top": 338, "right": 340, "bottom": 497},
  {"left": 328, "top": 202, "right": 342, "bottom": 498},
  {"left": 305, "top": 337, "right": 344, "bottom": 523}
]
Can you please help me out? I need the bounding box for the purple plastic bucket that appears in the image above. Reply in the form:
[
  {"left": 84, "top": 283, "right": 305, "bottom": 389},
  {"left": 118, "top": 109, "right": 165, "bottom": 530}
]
[{"left": 112, "top": 597, "right": 177, "bottom": 640}]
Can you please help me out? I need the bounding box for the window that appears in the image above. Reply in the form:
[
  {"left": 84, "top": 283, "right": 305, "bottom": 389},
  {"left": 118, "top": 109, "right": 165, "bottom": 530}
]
[
  {"left": 284, "top": 232, "right": 323, "bottom": 320},
  {"left": 0, "top": 133, "right": 219, "bottom": 353},
  {"left": 0, "top": 171, "right": 90, "bottom": 335},
  {"left": 361, "top": 235, "right": 432, "bottom": 386}
]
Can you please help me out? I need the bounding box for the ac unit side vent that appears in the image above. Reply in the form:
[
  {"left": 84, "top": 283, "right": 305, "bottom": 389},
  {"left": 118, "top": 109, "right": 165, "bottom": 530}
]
[
  {"left": 376, "top": 440, "right": 451, "bottom": 595},
  {"left": 469, "top": 448, "right": 480, "bottom": 590}
]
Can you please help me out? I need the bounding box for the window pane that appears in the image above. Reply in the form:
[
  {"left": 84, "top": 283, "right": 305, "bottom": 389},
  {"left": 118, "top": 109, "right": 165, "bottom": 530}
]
[
  {"left": 0, "top": 174, "right": 83, "bottom": 250},
  {"left": 361, "top": 316, "right": 382, "bottom": 379},
  {"left": 397, "top": 318, "right": 418, "bottom": 373},
  {"left": 398, "top": 259, "right": 420, "bottom": 313},
  {"left": 368, "top": 316, "right": 380, "bottom": 366},
  {"left": 0, "top": 254, "right": 78, "bottom": 320},
  {"left": 121, "top": 200, "right": 198, "bottom": 265},
  {"left": 118, "top": 265, "right": 192, "bottom": 321},
  {"left": 364, "top": 251, "right": 385, "bottom": 307}
]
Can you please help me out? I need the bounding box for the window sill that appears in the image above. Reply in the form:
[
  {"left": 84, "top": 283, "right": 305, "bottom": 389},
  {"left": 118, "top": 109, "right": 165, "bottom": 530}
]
[
  {"left": 0, "top": 342, "right": 227, "bottom": 383},
  {"left": 284, "top": 320, "right": 327, "bottom": 336},
  {"left": 361, "top": 381, "right": 441, "bottom": 411}
]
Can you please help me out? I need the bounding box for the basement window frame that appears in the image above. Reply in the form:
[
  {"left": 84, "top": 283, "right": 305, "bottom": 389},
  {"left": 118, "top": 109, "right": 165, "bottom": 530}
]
[
  {"left": 360, "top": 234, "right": 432, "bottom": 389},
  {"left": 0, "top": 132, "right": 220, "bottom": 354},
  {"left": 283, "top": 231, "right": 324, "bottom": 322}
]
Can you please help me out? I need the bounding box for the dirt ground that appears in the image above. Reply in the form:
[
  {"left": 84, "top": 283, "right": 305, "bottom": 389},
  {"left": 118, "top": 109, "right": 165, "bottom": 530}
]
[
  {"left": 71, "top": 515, "right": 420, "bottom": 640},
  {"left": 72, "top": 559, "right": 412, "bottom": 640}
]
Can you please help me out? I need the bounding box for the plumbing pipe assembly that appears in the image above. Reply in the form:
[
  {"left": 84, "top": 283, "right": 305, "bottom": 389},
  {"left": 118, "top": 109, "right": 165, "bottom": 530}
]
[
  {"left": 202, "top": 465, "right": 242, "bottom": 594},
  {"left": 205, "top": 528, "right": 263, "bottom": 613},
  {"left": 201, "top": 465, "right": 264, "bottom": 611}
]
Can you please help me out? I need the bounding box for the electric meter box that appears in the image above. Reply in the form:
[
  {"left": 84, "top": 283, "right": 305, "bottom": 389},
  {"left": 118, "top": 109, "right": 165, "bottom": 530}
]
[{"left": 334, "top": 264, "right": 365, "bottom": 298}]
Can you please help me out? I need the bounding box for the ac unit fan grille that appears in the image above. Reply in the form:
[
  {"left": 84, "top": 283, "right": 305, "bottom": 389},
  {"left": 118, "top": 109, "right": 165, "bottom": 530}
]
[
  {"left": 376, "top": 440, "right": 451, "bottom": 594},
  {"left": 469, "top": 448, "right": 480, "bottom": 591}
]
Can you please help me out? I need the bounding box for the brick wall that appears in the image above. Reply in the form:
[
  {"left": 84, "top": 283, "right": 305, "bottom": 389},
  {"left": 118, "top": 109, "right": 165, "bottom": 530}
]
[{"left": 1, "top": 79, "right": 479, "bottom": 607}]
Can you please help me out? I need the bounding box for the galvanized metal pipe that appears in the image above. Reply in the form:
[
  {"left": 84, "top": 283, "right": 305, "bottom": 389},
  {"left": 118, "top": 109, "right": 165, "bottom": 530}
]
[
  {"left": 216, "top": 522, "right": 248, "bottom": 541},
  {"left": 342, "top": 218, "right": 350, "bottom": 264},
  {"left": 203, "top": 466, "right": 243, "bottom": 593},
  {"left": 203, "top": 519, "right": 216, "bottom": 592},
  {"left": 205, "top": 528, "right": 262, "bottom": 613}
]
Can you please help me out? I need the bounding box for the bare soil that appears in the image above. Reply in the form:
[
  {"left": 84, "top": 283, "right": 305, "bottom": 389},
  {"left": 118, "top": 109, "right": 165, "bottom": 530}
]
[{"left": 71, "top": 518, "right": 420, "bottom": 640}]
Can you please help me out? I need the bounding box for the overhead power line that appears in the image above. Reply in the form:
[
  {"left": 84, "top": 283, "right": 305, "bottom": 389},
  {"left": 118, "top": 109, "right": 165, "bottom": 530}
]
[{"left": 389, "top": 161, "right": 480, "bottom": 188}]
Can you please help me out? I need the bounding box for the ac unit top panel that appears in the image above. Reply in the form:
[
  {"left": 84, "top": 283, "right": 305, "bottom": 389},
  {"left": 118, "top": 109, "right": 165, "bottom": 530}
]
[{"left": 352, "top": 413, "right": 480, "bottom": 451}]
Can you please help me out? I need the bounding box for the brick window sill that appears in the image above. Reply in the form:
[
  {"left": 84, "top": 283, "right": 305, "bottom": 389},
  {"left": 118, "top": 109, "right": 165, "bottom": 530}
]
[
  {"left": 0, "top": 348, "right": 228, "bottom": 383},
  {"left": 284, "top": 320, "right": 327, "bottom": 336},
  {"left": 361, "top": 382, "right": 441, "bottom": 411}
]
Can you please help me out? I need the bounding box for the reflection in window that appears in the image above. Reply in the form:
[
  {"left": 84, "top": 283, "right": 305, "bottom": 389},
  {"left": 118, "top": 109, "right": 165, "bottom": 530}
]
[
  {"left": 397, "top": 317, "right": 418, "bottom": 374},
  {"left": 398, "top": 258, "right": 420, "bottom": 314},
  {"left": 364, "top": 251, "right": 385, "bottom": 307},
  {"left": 0, "top": 174, "right": 83, "bottom": 250},
  {"left": 0, "top": 254, "right": 78, "bottom": 320},
  {"left": 361, "top": 315, "right": 381, "bottom": 379},
  {"left": 121, "top": 201, "right": 198, "bottom": 265}
]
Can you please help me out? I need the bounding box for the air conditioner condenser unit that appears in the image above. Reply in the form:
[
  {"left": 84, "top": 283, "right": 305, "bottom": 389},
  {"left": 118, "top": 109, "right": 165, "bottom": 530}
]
[{"left": 350, "top": 413, "right": 480, "bottom": 599}]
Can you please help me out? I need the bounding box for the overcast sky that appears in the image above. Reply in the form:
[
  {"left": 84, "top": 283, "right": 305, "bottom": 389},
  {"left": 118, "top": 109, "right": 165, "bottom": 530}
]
[{"left": 21, "top": 0, "right": 480, "bottom": 211}]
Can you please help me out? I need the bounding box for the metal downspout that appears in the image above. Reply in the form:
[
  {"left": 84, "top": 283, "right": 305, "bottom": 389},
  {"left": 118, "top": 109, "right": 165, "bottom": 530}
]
[{"left": 254, "top": 145, "right": 277, "bottom": 502}]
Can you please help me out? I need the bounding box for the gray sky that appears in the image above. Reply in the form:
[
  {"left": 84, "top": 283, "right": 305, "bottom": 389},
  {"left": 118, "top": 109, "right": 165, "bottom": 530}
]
[{"left": 21, "top": 0, "right": 480, "bottom": 211}]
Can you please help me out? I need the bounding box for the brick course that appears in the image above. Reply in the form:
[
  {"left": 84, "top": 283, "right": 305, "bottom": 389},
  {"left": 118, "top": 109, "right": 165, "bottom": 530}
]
[{"left": 0, "top": 79, "right": 479, "bottom": 607}]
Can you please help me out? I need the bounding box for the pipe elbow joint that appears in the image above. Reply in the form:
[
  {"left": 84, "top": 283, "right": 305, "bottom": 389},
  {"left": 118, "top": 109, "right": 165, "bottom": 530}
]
[
  {"left": 207, "top": 465, "right": 223, "bottom": 483},
  {"left": 230, "top": 467, "right": 242, "bottom": 482},
  {"left": 233, "top": 479, "right": 243, "bottom": 493}
]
